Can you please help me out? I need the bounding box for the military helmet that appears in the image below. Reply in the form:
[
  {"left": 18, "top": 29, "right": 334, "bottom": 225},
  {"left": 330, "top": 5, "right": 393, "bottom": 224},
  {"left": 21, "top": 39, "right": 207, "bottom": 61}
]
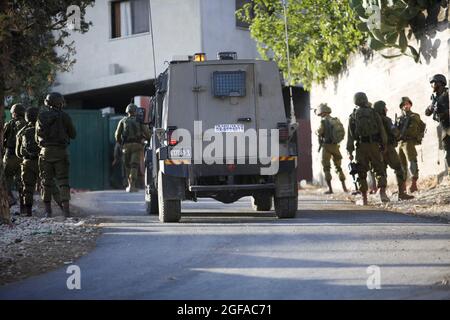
[
  {"left": 353, "top": 92, "right": 369, "bottom": 107},
  {"left": 317, "top": 103, "right": 332, "bottom": 115},
  {"left": 126, "top": 103, "right": 137, "bottom": 114},
  {"left": 430, "top": 74, "right": 447, "bottom": 86},
  {"left": 399, "top": 96, "right": 412, "bottom": 109},
  {"left": 44, "top": 92, "right": 65, "bottom": 108},
  {"left": 373, "top": 100, "right": 386, "bottom": 114},
  {"left": 25, "top": 107, "right": 39, "bottom": 123},
  {"left": 10, "top": 103, "right": 25, "bottom": 116}
]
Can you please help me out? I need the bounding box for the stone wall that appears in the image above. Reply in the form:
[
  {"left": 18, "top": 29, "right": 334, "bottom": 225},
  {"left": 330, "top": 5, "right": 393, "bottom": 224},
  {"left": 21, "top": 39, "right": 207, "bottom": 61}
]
[{"left": 310, "top": 26, "right": 449, "bottom": 188}]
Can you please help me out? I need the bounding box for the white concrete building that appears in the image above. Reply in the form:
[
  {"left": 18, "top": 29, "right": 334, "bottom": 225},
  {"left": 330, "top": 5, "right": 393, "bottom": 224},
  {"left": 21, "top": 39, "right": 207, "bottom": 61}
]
[{"left": 54, "top": 0, "right": 259, "bottom": 111}]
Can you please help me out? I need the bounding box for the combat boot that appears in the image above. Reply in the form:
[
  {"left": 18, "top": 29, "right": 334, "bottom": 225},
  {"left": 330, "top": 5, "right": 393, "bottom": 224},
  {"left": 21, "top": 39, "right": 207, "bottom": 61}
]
[
  {"left": 398, "top": 184, "right": 414, "bottom": 201},
  {"left": 324, "top": 180, "right": 333, "bottom": 194},
  {"left": 409, "top": 177, "right": 418, "bottom": 193},
  {"left": 44, "top": 202, "right": 52, "bottom": 218},
  {"left": 341, "top": 180, "right": 348, "bottom": 193},
  {"left": 362, "top": 192, "right": 368, "bottom": 206},
  {"left": 25, "top": 205, "right": 32, "bottom": 217},
  {"left": 379, "top": 187, "right": 390, "bottom": 203},
  {"left": 62, "top": 201, "right": 70, "bottom": 218}
]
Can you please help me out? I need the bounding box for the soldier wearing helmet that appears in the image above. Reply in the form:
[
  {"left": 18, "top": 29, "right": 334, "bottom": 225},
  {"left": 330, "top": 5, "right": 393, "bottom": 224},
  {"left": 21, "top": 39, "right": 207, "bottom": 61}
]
[
  {"left": 15, "top": 107, "right": 63, "bottom": 216},
  {"left": 425, "top": 73, "right": 450, "bottom": 171},
  {"left": 115, "top": 103, "right": 151, "bottom": 192},
  {"left": 396, "top": 96, "right": 424, "bottom": 193},
  {"left": 3, "top": 103, "right": 27, "bottom": 210},
  {"left": 373, "top": 101, "right": 413, "bottom": 201},
  {"left": 315, "top": 103, "right": 347, "bottom": 194},
  {"left": 347, "top": 92, "right": 389, "bottom": 205},
  {"left": 36, "top": 92, "right": 77, "bottom": 218}
]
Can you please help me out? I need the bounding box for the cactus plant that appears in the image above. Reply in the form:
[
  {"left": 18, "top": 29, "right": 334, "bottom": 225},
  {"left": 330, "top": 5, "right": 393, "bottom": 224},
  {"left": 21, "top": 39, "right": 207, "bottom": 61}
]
[{"left": 350, "top": 0, "right": 447, "bottom": 62}]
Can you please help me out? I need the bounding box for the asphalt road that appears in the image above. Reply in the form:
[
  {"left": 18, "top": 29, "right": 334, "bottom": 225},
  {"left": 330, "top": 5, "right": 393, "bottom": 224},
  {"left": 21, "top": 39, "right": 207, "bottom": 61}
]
[{"left": 1, "top": 191, "right": 449, "bottom": 300}]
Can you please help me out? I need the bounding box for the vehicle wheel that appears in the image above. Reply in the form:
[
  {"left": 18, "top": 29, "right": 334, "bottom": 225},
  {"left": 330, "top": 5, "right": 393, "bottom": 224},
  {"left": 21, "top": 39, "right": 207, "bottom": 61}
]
[
  {"left": 251, "top": 195, "right": 272, "bottom": 211},
  {"left": 158, "top": 172, "right": 181, "bottom": 223},
  {"left": 146, "top": 192, "right": 159, "bottom": 215},
  {"left": 274, "top": 196, "right": 298, "bottom": 219}
]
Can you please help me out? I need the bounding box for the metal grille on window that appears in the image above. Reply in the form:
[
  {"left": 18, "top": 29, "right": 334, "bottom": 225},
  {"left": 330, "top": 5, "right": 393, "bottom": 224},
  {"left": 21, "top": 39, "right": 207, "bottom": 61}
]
[{"left": 212, "top": 71, "right": 246, "bottom": 97}]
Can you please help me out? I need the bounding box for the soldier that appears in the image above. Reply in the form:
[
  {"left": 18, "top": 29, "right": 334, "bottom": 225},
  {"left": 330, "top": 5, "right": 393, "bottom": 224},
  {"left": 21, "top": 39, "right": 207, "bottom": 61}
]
[
  {"left": 316, "top": 103, "right": 347, "bottom": 194},
  {"left": 115, "top": 103, "right": 151, "bottom": 192},
  {"left": 347, "top": 92, "right": 389, "bottom": 205},
  {"left": 3, "top": 103, "right": 27, "bottom": 210},
  {"left": 397, "top": 97, "right": 423, "bottom": 193},
  {"left": 16, "top": 107, "right": 63, "bottom": 216},
  {"left": 425, "top": 74, "right": 449, "bottom": 172},
  {"left": 373, "top": 101, "right": 414, "bottom": 200},
  {"left": 36, "top": 93, "right": 77, "bottom": 217}
]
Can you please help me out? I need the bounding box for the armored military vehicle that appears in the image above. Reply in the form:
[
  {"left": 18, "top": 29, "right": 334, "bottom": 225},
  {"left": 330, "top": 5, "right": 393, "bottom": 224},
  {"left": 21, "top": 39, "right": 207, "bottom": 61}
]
[{"left": 145, "top": 52, "right": 298, "bottom": 222}]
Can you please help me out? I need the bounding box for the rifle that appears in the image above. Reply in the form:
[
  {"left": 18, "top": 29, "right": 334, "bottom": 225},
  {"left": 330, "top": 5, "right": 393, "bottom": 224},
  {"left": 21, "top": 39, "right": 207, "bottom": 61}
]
[
  {"left": 318, "top": 136, "right": 323, "bottom": 153},
  {"left": 348, "top": 161, "right": 361, "bottom": 195},
  {"left": 397, "top": 113, "right": 411, "bottom": 141}
]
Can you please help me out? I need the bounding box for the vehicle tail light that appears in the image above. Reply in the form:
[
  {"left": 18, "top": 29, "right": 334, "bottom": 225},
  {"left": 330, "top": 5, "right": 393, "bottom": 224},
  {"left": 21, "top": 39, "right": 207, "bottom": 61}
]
[
  {"left": 167, "top": 126, "right": 179, "bottom": 146},
  {"left": 278, "top": 122, "right": 289, "bottom": 142}
]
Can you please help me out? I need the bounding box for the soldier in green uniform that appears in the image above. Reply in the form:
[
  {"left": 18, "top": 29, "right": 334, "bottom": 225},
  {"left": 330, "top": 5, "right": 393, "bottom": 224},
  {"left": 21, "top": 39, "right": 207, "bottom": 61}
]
[
  {"left": 347, "top": 92, "right": 389, "bottom": 205},
  {"left": 425, "top": 74, "right": 449, "bottom": 173},
  {"left": 3, "top": 103, "right": 27, "bottom": 210},
  {"left": 36, "top": 93, "right": 77, "bottom": 217},
  {"left": 396, "top": 97, "right": 422, "bottom": 193},
  {"left": 373, "top": 101, "right": 414, "bottom": 201},
  {"left": 16, "top": 107, "right": 63, "bottom": 216},
  {"left": 115, "top": 104, "right": 151, "bottom": 192},
  {"left": 316, "top": 103, "right": 347, "bottom": 194}
]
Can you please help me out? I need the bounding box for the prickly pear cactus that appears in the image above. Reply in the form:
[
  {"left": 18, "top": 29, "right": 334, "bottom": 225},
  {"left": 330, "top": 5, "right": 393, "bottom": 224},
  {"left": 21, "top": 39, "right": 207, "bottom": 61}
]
[{"left": 350, "top": 0, "right": 447, "bottom": 62}]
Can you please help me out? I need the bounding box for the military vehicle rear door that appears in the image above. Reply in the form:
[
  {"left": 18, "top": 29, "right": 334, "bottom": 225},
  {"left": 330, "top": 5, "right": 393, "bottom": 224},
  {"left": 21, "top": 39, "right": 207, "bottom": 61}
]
[{"left": 195, "top": 63, "right": 258, "bottom": 163}]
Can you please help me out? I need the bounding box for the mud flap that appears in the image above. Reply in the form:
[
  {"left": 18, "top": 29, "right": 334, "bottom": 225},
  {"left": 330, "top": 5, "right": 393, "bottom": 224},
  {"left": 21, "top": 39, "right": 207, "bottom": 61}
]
[
  {"left": 275, "top": 171, "right": 297, "bottom": 198},
  {"left": 159, "top": 171, "right": 186, "bottom": 200}
]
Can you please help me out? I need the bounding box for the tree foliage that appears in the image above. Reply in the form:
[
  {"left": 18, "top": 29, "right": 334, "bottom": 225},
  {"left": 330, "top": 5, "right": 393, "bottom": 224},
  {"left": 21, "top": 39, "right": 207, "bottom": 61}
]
[
  {"left": 237, "top": 0, "right": 365, "bottom": 90},
  {"left": 0, "top": 0, "right": 93, "bottom": 224},
  {"left": 351, "top": 0, "right": 448, "bottom": 62},
  {"left": 0, "top": 0, "right": 94, "bottom": 107}
]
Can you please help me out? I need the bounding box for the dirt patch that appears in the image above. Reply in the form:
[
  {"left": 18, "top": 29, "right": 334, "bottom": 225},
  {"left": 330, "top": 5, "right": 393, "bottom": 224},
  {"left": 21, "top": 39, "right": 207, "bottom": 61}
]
[
  {"left": 311, "top": 177, "right": 450, "bottom": 222},
  {"left": 0, "top": 199, "right": 102, "bottom": 286}
]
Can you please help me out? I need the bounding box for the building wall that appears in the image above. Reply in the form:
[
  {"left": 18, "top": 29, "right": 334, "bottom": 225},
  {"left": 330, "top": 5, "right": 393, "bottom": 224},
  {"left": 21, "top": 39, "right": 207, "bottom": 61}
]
[
  {"left": 54, "top": 0, "right": 259, "bottom": 96},
  {"left": 200, "top": 0, "right": 258, "bottom": 60},
  {"left": 310, "top": 29, "right": 449, "bottom": 188},
  {"left": 54, "top": 0, "right": 203, "bottom": 95}
]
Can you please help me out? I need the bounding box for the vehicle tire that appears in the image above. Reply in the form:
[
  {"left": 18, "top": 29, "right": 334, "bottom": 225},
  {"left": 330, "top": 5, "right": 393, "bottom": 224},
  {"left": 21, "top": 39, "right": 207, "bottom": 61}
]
[
  {"left": 251, "top": 196, "right": 272, "bottom": 211},
  {"left": 274, "top": 196, "right": 298, "bottom": 219},
  {"left": 158, "top": 172, "right": 181, "bottom": 223},
  {"left": 146, "top": 192, "right": 159, "bottom": 215}
]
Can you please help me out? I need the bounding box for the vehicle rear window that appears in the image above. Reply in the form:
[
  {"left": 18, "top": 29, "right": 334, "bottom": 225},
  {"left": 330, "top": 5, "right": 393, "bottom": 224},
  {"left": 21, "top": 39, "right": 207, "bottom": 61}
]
[{"left": 212, "top": 71, "right": 246, "bottom": 97}]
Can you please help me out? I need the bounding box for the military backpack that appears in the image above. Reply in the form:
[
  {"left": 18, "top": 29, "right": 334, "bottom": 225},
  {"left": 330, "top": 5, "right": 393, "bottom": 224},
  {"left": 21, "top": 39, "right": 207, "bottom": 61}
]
[
  {"left": 353, "top": 107, "right": 380, "bottom": 140},
  {"left": 416, "top": 118, "right": 426, "bottom": 145},
  {"left": 36, "top": 109, "right": 68, "bottom": 146},
  {"left": 324, "top": 117, "right": 345, "bottom": 144},
  {"left": 121, "top": 116, "right": 142, "bottom": 143},
  {"left": 18, "top": 125, "right": 40, "bottom": 158}
]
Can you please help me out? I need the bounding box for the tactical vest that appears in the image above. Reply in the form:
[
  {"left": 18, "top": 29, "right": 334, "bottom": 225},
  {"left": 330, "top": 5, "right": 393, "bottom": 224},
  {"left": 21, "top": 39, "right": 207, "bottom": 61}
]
[
  {"left": 121, "top": 116, "right": 142, "bottom": 143},
  {"left": 5, "top": 118, "right": 26, "bottom": 150},
  {"left": 36, "top": 109, "right": 69, "bottom": 147},
  {"left": 18, "top": 124, "right": 40, "bottom": 159}
]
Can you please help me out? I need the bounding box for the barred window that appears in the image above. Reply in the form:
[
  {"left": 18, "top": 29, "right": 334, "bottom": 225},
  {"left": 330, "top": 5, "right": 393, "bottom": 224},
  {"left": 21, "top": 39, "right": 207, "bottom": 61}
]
[{"left": 212, "top": 71, "right": 246, "bottom": 97}]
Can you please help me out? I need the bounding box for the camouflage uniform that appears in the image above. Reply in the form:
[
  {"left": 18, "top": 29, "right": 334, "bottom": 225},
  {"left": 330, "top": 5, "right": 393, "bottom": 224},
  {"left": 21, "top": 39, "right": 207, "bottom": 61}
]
[
  {"left": 114, "top": 104, "right": 151, "bottom": 192},
  {"left": 36, "top": 93, "right": 76, "bottom": 217},
  {"left": 316, "top": 103, "right": 347, "bottom": 194},
  {"left": 397, "top": 97, "right": 422, "bottom": 192},
  {"left": 425, "top": 74, "right": 450, "bottom": 171},
  {"left": 16, "top": 108, "right": 62, "bottom": 216},
  {"left": 3, "top": 104, "right": 26, "bottom": 207},
  {"left": 347, "top": 93, "right": 389, "bottom": 204},
  {"left": 373, "top": 101, "right": 413, "bottom": 200}
]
